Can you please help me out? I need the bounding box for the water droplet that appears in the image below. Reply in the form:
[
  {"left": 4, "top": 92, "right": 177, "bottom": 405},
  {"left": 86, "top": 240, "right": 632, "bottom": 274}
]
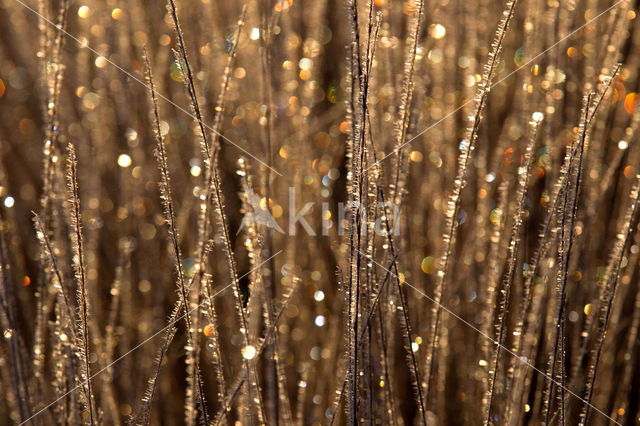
[
  {"left": 117, "top": 154, "right": 132, "bottom": 168},
  {"left": 241, "top": 345, "right": 256, "bottom": 360},
  {"left": 531, "top": 111, "right": 544, "bottom": 122},
  {"left": 203, "top": 324, "right": 214, "bottom": 337},
  {"left": 314, "top": 315, "right": 326, "bottom": 327}
]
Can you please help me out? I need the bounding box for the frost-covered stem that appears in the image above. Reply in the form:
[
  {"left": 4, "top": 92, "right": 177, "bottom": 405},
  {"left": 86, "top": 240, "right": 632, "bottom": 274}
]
[
  {"left": 166, "top": 2, "right": 264, "bottom": 420},
  {"left": 33, "top": 214, "right": 77, "bottom": 344},
  {"left": 608, "top": 253, "right": 640, "bottom": 422},
  {"left": 195, "top": 6, "right": 245, "bottom": 274},
  {"left": 201, "top": 273, "right": 228, "bottom": 422},
  {"left": 378, "top": 187, "right": 427, "bottom": 422},
  {"left": 542, "top": 96, "right": 590, "bottom": 425},
  {"left": 483, "top": 120, "right": 539, "bottom": 425},
  {"left": 424, "top": 0, "right": 518, "bottom": 405},
  {"left": 345, "top": 0, "right": 368, "bottom": 422},
  {"left": 478, "top": 181, "right": 509, "bottom": 398},
  {"left": 0, "top": 205, "right": 32, "bottom": 422},
  {"left": 143, "top": 52, "right": 210, "bottom": 425},
  {"left": 328, "top": 252, "right": 400, "bottom": 424},
  {"left": 580, "top": 176, "right": 640, "bottom": 425},
  {"left": 166, "top": 0, "right": 210, "bottom": 158},
  {"left": 65, "top": 144, "right": 96, "bottom": 426},
  {"left": 259, "top": 2, "right": 281, "bottom": 420},
  {"left": 212, "top": 283, "right": 299, "bottom": 425},
  {"left": 506, "top": 72, "right": 616, "bottom": 421},
  {"left": 389, "top": 0, "right": 424, "bottom": 208},
  {"left": 102, "top": 240, "right": 130, "bottom": 426},
  {"left": 40, "top": 0, "right": 68, "bottom": 226}
]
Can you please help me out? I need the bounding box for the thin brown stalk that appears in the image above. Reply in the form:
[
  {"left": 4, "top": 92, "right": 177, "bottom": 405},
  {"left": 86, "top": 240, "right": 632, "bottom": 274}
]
[
  {"left": 423, "top": 0, "right": 518, "bottom": 405},
  {"left": 141, "top": 51, "right": 210, "bottom": 425},
  {"left": 484, "top": 119, "right": 540, "bottom": 425},
  {"left": 165, "top": 2, "right": 263, "bottom": 421},
  {"left": 579, "top": 172, "right": 640, "bottom": 425},
  {"left": 65, "top": 143, "right": 97, "bottom": 426},
  {"left": 542, "top": 95, "right": 591, "bottom": 425},
  {"left": 212, "top": 281, "right": 299, "bottom": 425}
]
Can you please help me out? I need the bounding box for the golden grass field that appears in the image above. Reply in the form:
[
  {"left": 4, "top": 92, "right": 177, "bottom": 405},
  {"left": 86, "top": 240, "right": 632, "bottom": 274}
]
[{"left": 0, "top": 0, "right": 640, "bottom": 424}]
